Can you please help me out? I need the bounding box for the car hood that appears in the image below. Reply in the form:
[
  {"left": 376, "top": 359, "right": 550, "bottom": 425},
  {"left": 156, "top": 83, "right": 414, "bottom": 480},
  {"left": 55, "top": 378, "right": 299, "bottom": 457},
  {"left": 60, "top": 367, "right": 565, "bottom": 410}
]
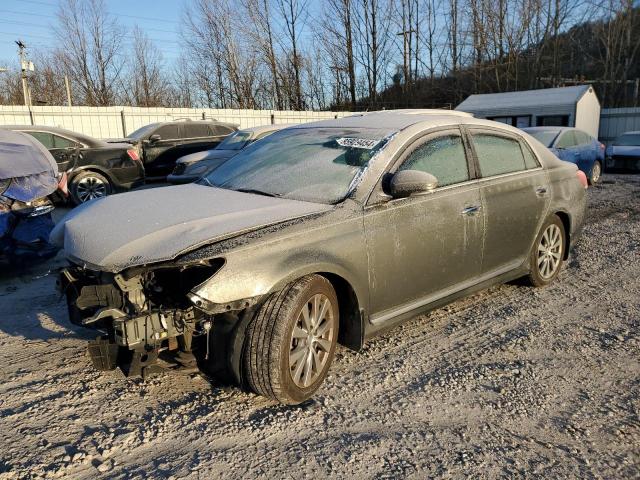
[
  {"left": 177, "top": 149, "right": 237, "bottom": 165},
  {"left": 50, "top": 184, "right": 331, "bottom": 272}
]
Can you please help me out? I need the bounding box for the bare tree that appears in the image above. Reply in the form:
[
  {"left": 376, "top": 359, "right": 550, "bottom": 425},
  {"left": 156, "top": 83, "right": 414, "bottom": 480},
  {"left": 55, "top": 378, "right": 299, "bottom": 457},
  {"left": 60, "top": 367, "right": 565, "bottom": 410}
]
[
  {"left": 54, "top": 0, "right": 125, "bottom": 106},
  {"left": 128, "top": 28, "right": 170, "bottom": 107},
  {"left": 276, "top": 0, "right": 308, "bottom": 109}
]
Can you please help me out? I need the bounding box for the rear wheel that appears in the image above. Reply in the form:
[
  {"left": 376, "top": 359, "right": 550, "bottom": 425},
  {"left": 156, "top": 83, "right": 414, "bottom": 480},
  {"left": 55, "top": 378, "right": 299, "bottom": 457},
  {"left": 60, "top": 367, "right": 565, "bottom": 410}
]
[
  {"left": 243, "top": 274, "right": 339, "bottom": 404},
  {"left": 527, "top": 215, "right": 566, "bottom": 287},
  {"left": 589, "top": 160, "right": 602, "bottom": 185},
  {"left": 70, "top": 171, "right": 112, "bottom": 205}
]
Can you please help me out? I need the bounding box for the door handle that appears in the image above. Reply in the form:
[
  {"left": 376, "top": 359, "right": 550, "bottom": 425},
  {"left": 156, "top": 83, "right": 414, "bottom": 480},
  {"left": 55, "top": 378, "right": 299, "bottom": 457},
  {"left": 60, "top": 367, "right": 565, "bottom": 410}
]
[
  {"left": 461, "top": 205, "right": 481, "bottom": 216},
  {"left": 535, "top": 186, "right": 548, "bottom": 197}
]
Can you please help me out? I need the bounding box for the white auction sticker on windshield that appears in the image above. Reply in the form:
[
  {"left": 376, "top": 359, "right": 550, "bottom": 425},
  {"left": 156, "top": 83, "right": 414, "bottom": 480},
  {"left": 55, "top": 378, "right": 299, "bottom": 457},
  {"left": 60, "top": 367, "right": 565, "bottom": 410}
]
[{"left": 336, "top": 137, "right": 380, "bottom": 149}]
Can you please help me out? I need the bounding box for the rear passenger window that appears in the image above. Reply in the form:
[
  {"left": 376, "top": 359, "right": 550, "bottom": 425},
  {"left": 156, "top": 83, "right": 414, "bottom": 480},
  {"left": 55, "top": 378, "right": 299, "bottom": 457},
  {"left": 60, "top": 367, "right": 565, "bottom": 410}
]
[
  {"left": 184, "top": 124, "right": 211, "bottom": 138},
  {"left": 26, "top": 131, "right": 54, "bottom": 149},
  {"left": 52, "top": 135, "right": 75, "bottom": 149},
  {"left": 556, "top": 131, "right": 576, "bottom": 148},
  {"left": 521, "top": 144, "right": 539, "bottom": 169},
  {"left": 399, "top": 135, "right": 469, "bottom": 187},
  {"left": 472, "top": 134, "right": 526, "bottom": 177},
  {"left": 155, "top": 125, "right": 179, "bottom": 140}
]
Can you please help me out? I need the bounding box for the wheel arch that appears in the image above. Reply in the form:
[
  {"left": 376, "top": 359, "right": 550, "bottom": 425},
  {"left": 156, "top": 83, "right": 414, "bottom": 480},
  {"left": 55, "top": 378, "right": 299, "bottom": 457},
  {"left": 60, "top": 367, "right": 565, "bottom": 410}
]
[
  {"left": 553, "top": 210, "right": 571, "bottom": 260},
  {"left": 317, "top": 272, "right": 365, "bottom": 352},
  {"left": 69, "top": 165, "right": 115, "bottom": 185}
]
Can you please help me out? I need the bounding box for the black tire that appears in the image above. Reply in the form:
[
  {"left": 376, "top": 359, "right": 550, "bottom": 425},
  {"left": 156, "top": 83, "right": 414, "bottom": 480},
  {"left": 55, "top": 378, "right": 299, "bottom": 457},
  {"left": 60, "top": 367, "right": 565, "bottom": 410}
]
[
  {"left": 589, "top": 160, "right": 602, "bottom": 185},
  {"left": 526, "top": 215, "right": 566, "bottom": 287},
  {"left": 243, "top": 274, "right": 339, "bottom": 404},
  {"left": 70, "top": 171, "right": 112, "bottom": 205}
]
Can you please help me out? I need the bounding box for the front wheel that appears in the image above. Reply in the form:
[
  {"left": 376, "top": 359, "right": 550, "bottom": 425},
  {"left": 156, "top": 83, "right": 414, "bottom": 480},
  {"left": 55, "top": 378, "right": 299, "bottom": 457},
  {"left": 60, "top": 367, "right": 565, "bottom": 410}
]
[
  {"left": 589, "top": 160, "right": 602, "bottom": 185},
  {"left": 243, "top": 274, "right": 339, "bottom": 404},
  {"left": 526, "top": 216, "right": 566, "bottom": 287}
]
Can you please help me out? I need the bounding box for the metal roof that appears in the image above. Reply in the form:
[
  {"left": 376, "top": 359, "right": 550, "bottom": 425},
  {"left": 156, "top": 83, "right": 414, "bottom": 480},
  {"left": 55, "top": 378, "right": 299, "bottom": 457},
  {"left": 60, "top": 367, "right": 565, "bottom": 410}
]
[{"left": 456, "top": 85, "right": 593, "bottom": 112}]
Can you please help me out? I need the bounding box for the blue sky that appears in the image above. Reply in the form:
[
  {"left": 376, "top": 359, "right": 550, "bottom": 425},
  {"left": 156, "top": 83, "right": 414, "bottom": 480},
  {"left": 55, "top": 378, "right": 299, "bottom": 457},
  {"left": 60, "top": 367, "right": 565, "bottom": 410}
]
[{"left": 0, "top": 0, "right": 187, "bottom": 68}]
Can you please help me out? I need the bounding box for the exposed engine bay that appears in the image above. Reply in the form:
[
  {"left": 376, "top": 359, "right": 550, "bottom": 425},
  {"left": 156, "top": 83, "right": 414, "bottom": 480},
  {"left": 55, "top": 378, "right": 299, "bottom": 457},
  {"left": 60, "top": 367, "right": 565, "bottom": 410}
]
[{"left": 57, "top": 259, "right": 253, "bottom": 380}]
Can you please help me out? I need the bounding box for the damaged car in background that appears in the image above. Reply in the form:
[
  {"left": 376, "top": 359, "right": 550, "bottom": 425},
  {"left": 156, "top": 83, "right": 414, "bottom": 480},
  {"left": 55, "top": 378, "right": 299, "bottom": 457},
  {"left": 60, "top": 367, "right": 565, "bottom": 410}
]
[
  {"left": 1, "top": 129, "right": 60, "bottom": 264},
  {"left": 53, "top": 110, "right": 587, "bottom": 404}
]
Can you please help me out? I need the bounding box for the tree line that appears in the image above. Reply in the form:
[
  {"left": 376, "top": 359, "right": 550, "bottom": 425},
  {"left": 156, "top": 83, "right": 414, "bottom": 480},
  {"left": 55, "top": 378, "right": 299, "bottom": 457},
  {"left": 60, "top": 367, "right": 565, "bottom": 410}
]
[{"left": 0, "top": 0, "right": 638, "bottom": 110}]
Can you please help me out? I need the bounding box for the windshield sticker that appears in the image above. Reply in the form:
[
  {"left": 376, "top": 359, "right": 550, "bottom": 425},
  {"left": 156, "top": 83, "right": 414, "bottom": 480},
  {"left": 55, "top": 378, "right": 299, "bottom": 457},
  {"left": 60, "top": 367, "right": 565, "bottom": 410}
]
[{"left": 336, "top": 137, "right": 381, "bottom": 150}]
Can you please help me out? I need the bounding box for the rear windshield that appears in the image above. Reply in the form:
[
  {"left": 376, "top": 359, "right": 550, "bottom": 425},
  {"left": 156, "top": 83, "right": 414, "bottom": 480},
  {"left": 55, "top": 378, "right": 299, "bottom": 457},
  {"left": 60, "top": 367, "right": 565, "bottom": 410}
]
[
  {"left": 217, "top": 131, "right": 252, "bottom": 151},
  {"left": 614, "top": 133, "right": 640, "bottom": 146},
  {"left": 526, "top": 129, "right": 560, "bottom": 147}
]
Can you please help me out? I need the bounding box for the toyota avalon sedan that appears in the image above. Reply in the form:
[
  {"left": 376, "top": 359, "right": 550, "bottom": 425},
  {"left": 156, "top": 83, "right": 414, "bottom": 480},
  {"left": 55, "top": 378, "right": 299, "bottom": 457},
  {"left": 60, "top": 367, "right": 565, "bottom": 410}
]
[{"left": 52, "top": 110, "right": 587, "bottom": 404}]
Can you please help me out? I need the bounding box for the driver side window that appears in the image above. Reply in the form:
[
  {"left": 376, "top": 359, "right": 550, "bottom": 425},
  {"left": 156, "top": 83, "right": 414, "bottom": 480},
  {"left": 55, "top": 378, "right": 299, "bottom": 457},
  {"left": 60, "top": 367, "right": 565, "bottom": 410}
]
[{"left": 398, "top": 134, "right": 469, "bottom": 187}]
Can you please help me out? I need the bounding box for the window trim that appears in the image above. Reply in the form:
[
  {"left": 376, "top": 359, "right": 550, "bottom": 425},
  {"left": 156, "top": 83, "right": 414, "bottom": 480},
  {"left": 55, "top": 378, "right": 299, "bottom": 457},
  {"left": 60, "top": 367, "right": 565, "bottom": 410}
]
[
  {"left": 21, "top": 130, "right": 82, "bottom": 149},
  {"left": 464, "top": 127, "right": 539, "bottom": 179}
]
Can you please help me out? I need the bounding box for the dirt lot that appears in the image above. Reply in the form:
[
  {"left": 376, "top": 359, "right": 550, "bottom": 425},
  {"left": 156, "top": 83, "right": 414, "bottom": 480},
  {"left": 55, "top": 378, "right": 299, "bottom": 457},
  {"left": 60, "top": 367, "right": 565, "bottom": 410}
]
[{"left": 1, "top": 174, "right": 639, "bottom": 479}]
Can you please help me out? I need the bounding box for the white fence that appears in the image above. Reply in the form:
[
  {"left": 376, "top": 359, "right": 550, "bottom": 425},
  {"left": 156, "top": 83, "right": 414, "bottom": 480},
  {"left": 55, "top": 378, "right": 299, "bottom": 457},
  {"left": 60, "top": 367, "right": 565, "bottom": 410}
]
[
  {"left": 599, "top": 107, "right": 640, "bottom": 144},
  {"left": 0, "top": 106, "right": 353, "bottom": 139}
]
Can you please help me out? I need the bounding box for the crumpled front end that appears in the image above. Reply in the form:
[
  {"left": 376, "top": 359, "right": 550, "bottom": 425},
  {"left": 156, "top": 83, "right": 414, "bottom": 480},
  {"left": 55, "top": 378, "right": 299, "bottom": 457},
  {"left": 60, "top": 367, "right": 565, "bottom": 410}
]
[{"left": 58, "top": 259, "right": 235, "bottom": 378}]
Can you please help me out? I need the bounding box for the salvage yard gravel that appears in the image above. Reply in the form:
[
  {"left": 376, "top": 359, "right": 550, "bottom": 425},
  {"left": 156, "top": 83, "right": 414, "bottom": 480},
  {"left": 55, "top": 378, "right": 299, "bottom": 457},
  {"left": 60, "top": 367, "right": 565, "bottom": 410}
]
[{"left": 0, "top": 174, "right": 638, "bottom": 479}]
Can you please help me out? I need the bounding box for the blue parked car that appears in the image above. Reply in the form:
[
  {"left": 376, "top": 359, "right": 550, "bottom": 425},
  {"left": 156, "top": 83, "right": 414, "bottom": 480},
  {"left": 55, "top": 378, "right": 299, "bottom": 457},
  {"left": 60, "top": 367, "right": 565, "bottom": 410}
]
[
  {"left": 605, "top": 131, "right": 640, "bottom": 172},
  {"left": 523, "top": 127, "right": 605, "bottom": 184}
]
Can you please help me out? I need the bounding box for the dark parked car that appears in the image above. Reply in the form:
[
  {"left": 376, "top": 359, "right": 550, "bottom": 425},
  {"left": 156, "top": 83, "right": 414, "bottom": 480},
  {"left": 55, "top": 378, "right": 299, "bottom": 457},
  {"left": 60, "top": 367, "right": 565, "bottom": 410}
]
[
  {"left": 168, "top": 124, "right": 290, "bottom": 184},
  {"left": 605, "top": 131, "right": 640, "bottom": 172},
  {"left": 108, "top": 120, "right": 237, "bottom": 179},
  {"left": 1, "top": 129, "right": 59, "bottom": 264},
  {"left": 4, "top": 125, "right": 144, "bottom": 205},
  {"left": 522, "top": 127, "right": 605, "bottom": 184},
  {"left": 53, "top": 110, "right": 587, "bottom": 404}
]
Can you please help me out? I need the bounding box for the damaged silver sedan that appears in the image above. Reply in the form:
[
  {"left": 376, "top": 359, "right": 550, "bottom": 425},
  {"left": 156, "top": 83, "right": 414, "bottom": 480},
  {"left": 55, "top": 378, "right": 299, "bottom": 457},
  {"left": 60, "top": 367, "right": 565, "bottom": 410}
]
[{"left": 52, "top": 110, "right": 587, "bottom": 404}]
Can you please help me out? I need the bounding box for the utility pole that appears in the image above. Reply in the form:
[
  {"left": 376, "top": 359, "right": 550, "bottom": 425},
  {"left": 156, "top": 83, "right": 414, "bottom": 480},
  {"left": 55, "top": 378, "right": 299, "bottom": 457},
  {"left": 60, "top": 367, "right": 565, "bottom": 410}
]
[
  {"left": 396, "top": 29, "right": 416, "bottom": 89},
  {"left": 16, "top": 40, "right": 32, "bottom": 107},
  {"left": 64, "top": 75, "right": 73, "bottom": 107}
]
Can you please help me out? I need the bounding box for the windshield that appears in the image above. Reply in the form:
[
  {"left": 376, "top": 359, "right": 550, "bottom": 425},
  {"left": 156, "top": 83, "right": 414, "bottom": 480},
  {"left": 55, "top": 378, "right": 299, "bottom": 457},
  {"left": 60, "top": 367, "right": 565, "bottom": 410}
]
[
  {"left": 127, "top": 123, "right": 159, "bottom": 140},
  {"left": 614, "top": 133, "right": 640, "bottom": 146},
  {"left": 217, "top": 130, "right": 252, "bottom": 151},
  {"left": 199, "top": 127, "right": 391, "bottom": 204},
  {"left": 526, "top": 129, "right": 560, "bottom": 147}
]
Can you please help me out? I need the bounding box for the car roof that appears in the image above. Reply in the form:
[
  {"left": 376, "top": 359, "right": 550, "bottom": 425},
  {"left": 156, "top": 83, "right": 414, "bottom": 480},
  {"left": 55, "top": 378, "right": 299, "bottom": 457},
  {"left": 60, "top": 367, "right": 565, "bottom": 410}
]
[
  {"left": 522, "top": 126, "right": 574, "bottom": 132},
  {"left": 161, "top": 119, "right": 238, "bottom": 128},
  {"left": 240, "top": 123, "right": 294, "bottom": 136},
  {"left": 0, "top": 124, "right": 105, "bottom": 147},
  {"left": 287, "top": 109, "right": 536, "bottom": 141}
]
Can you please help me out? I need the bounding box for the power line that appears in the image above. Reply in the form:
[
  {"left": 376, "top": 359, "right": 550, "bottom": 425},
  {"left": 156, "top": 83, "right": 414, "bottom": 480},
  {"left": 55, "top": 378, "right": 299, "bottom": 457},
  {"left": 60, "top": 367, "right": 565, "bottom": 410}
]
[{"left": 16, "top": 0, "right": 182, "bottom": 25}]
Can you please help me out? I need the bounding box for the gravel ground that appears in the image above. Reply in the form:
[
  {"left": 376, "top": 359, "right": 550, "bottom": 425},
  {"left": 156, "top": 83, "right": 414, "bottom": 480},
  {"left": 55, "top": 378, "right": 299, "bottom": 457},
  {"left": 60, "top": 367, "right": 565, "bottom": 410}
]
[{"left": 0, "top": 174, "right": 639, "bottom": 479}]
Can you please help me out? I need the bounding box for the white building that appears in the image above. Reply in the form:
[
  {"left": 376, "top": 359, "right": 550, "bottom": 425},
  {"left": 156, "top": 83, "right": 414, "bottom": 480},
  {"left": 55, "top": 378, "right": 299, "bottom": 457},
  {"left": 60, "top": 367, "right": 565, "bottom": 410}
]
[{"left": 456, "top": 85, "right": 601, "bottom": 138}]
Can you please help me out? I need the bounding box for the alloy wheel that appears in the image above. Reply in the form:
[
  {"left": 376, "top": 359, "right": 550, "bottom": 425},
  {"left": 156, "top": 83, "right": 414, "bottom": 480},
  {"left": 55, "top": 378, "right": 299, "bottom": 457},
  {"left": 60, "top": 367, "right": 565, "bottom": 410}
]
[
  {"left": 537, "top": 224, "right": 563, "bottom": 279},
  {"left": 76, "top": 175, "right": 107, "bottom": 202},
  {"left": 289, "top": 293, "right": 335, "bottom": 388},
  {"left": 591, "top": 162, "right": 601, "bottom": 183}
]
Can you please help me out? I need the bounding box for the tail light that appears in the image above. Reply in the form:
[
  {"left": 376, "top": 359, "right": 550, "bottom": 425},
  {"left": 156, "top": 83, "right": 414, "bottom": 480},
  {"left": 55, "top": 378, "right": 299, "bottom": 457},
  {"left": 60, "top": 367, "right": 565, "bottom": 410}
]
[
  {"left": 127, "top": 149, "right": 140, "bottom": 161},
  {"left": 58, "top": 171, "right": 69, "bottom": 196},
  {"left": 576, "top": 170, "right": 588, "bottom": 189}
]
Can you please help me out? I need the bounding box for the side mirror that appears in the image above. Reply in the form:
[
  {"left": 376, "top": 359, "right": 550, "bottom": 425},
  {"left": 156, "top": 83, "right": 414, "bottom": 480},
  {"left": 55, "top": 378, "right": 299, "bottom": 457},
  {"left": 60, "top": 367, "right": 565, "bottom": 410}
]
[
  {"left": 389, "top": 170, "right": 438, "bottom": 198},
  {"left": 148, "top": 134, "right": 161, "bottom": 143}
]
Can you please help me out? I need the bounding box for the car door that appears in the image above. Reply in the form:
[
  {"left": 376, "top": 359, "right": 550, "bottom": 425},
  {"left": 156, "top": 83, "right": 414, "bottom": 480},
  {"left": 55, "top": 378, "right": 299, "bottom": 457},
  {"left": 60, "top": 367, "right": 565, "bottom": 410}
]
[
  {"left": 467, "top": 128, "right": 550, "bottom": 276},
  {"left": 554, "top": 130, "right": 580, "bottom": 163},
  {"left": 575, "top": 131, "right": 596, "bottom": 174},
  {"left": 49, "top": 133, "right": 81, "bottom": 172},
  {"left": 175, "top": 123, "right": 220, "bottom": 159},
  {"left": 142, "top": 124, "right": 180, "bottom": 177},
  {"left": 364, "top": 128, "right": 484, "bottom": 324}
]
